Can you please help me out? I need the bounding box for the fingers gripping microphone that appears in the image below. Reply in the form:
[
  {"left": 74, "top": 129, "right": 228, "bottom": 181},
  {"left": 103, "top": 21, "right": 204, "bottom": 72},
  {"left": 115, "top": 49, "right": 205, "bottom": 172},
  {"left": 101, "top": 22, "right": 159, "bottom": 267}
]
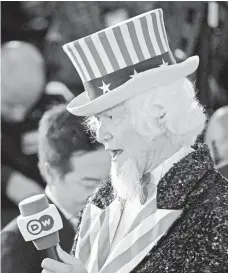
[{"left": 17, "top": 194, "right": 63, "bottom": 261}]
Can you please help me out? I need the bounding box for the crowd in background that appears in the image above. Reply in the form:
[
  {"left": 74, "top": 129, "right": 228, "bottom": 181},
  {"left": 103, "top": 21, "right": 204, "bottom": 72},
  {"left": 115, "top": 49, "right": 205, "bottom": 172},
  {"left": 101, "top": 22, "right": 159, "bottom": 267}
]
[{"left": 1, "top": 1, "right": 228, "bottom": 230}]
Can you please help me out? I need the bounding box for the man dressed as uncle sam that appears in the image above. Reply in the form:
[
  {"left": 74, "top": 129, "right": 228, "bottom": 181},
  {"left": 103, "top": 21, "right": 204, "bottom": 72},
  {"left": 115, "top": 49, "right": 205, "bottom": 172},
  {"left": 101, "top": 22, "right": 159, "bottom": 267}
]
[{"left": 41, "top": 8, "right": 228, "bottom": 273}]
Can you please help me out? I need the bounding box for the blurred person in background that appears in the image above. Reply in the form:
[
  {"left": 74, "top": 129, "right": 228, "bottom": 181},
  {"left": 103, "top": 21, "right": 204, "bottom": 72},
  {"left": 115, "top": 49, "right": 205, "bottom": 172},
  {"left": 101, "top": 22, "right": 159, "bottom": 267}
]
[
  {"left": 38, "top": 105, "right": 110, "bottom": 220},
  {"left": 205, "top": 106, "right": 228, "bottom": 179},
  {"left": 1, "top": 41, "right": 66, "bottom": 228},
  {"left": 1, "top": 104, "right": 111, "bottom": 273}
]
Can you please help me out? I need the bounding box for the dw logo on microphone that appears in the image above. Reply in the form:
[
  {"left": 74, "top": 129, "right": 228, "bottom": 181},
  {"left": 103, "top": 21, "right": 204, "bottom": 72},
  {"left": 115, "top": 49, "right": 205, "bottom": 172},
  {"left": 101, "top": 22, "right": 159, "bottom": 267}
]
[{"left": 27, "top": 215, "right": 54, "bottom": 235}]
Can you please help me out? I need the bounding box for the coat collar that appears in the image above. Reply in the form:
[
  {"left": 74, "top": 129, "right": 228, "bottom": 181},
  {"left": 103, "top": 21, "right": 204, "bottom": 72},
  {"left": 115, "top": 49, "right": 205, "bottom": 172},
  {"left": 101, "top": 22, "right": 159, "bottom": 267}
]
[{"left": 156, "top": 144, "right": 214, "bottom": 209}]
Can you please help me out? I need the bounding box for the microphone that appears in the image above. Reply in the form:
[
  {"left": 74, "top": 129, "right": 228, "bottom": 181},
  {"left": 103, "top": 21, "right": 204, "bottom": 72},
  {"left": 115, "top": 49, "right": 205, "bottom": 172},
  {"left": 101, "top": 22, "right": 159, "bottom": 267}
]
[{"left": 17, "top": 194, "right": 63, "bottom": 261}]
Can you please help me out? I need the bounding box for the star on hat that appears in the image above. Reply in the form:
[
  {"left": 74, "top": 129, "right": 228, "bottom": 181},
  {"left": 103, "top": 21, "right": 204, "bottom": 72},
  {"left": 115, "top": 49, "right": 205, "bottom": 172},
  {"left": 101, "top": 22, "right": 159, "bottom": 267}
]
[
  {"left": 159, "top": 59, "right": 168, "bottom": 67},
  {"left": 99, "top": 81, "right": 111, "bottom": 94},
  {"left": 129, "top": 69, "right": 138, "bottom": 79}
]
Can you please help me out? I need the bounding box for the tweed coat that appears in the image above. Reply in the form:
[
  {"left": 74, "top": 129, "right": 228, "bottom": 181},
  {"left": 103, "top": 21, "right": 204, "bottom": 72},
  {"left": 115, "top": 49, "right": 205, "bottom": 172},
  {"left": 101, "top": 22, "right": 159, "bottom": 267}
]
[{"left": 71, "top": 144, "right": 228, "bottom": 273}]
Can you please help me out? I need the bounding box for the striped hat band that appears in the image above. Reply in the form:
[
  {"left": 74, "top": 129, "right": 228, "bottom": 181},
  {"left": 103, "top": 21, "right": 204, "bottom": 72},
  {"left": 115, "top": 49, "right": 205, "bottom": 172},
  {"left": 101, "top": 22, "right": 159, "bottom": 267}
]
[{"left": 63, "top": 8, "right": 175, "bottom": 100}]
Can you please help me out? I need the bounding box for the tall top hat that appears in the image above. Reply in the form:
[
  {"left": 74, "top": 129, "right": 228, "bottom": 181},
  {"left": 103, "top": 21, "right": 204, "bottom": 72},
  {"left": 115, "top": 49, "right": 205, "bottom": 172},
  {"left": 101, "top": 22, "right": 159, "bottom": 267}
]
[{"left": 63, "top": 8, "right": 199, "bottom": 116}]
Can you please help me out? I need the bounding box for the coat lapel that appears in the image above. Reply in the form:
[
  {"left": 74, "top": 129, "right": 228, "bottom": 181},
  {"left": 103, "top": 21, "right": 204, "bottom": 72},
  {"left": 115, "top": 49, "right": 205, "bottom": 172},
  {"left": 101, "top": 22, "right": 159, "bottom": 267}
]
[
  {"left": 76, "top": 197, "right": 123, "bottom": 273},
  {"left": 100, "top": 194, "right": 182, "bottom": 273}
]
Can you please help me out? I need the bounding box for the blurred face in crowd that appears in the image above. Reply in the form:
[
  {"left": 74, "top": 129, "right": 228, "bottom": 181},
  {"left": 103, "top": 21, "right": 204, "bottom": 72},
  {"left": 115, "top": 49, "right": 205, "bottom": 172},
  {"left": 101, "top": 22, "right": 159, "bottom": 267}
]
[
  {"left": 205, "top": 106, "right": 228, "bottom": 165},
  {"left": 95, "top": 104, "right": 153, "bottom": 200},
  {"left": 210, "top": 125, "right": 228, "bottom": 165},
  {"left": 1, "top": 41, "right": 45, "bottom": 122},
  {"left": 47, "top": 148, "right": 111, "bottom": 216}
]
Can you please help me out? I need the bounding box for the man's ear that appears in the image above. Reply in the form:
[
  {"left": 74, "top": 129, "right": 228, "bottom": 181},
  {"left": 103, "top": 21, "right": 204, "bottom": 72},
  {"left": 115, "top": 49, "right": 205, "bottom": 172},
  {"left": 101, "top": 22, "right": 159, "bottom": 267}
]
[{"left": 43, "top": 162, "right": 57, "bottom": 186}]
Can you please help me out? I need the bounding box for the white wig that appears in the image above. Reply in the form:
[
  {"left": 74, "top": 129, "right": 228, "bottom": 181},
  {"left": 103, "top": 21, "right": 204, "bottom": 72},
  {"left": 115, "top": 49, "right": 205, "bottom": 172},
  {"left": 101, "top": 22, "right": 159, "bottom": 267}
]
[{"left": 86, "top": 78, "right": 207, "bottom": 147}]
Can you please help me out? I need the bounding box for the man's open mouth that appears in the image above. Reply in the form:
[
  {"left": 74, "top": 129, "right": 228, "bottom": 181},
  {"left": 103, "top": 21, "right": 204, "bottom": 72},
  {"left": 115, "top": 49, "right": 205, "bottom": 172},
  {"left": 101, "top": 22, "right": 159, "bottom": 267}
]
[{"left": 110, "top": 149, "right": 123, "bottom": 160}]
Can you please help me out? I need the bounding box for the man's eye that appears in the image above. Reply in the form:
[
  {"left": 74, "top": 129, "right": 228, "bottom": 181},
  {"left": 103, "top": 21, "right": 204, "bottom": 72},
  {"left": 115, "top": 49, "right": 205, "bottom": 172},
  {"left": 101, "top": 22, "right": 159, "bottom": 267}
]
[{"left": 108, "top": 115, "right": 113, "bottom": 120}]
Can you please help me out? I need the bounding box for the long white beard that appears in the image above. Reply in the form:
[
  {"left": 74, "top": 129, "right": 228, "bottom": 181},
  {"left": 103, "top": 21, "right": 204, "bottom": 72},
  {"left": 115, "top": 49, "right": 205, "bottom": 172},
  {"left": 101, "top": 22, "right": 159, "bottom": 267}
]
[{"left": 111, "top": 158, "right": 143, "bottom": 201}]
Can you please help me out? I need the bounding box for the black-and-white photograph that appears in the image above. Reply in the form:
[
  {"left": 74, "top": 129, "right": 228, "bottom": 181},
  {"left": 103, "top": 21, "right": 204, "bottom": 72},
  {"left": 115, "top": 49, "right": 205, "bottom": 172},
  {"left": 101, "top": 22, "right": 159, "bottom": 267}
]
[{"left": 1, "top": 1, "right": 228, "bottom": 273}]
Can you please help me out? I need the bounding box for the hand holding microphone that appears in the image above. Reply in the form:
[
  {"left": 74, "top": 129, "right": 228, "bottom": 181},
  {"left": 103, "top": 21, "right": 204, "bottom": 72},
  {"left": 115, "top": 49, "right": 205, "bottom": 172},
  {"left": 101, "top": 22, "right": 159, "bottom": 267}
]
[
  {"left": 17, "top": 194, "right": 87, "bottom": 273},
  {"left": 42, "top": 244, "right": 87, "bottom": 273}
]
